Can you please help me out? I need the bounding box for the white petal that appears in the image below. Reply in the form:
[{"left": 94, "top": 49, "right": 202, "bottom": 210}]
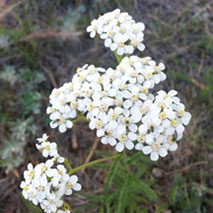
[
  {"left": 137, "top": 43, "right": 145, "bottom": 51},
  {"left": 170, "top": 143, "right": 178, "bottom": 151},
  {"left": 129, "top": 124, "right": 138, "bottom": 132},
  {"left": 139, "top": 125, "right": 147, "bottom": 134},
  {"left": 108, "top": 137, "right": 117, "bottom": 146},
  {"left": 150, "top": 152, "right": 159, "bottom": 161},
  {"left": 128, "top": 132, "right": 137, "bottom": 140},
  {"left": 168, "top": 90, "right": 177, "bottom": 96},
  {"left": 142, "top": 146, "right": 152, "bottom": 154},
  {"left": 123, "top": 100, "right": 132, "bottom": 109},
  {"left": 97, "top": 129, "right": 104, "bottom": 137},
  {"left": 70, "top": 175, "right": 78, "bottom": 184},
  {"left": 158, "top": 148, "right": 168, "bottom": 157},
  {"left": 101, "top": 137, "right": 108, "bottom": 144},
  {"left": 145, "top": 134, "right": 153, "bottom": 144},
  {"left": 125, "top": 141, "right": 134, "bottom": 150},
  {"left": 182, "top": 112, "right": 191, "bottom": 125},
  {"left": 116, "top": 142, "right": 124, "bottom": 152},
  {"left": 135, "top": 143, "right": 143, "bottom": 150},
  {"left": 59, "top": 124, "right": 66, "bottom": 133},
  {"left": 66, "top": 120, "right": 73, "bottom": 128},
  {"left": 176, "top": 125, "right": 185, "bottom": 134},
  {"left": 73, "top": 183, "right": 82, "bottom": 191},
  {"left": 104, "top": 38, "right": 112, "bottom": 47},
  {"left": 90, "top": 31, "right": 96, "bottom": 38}
]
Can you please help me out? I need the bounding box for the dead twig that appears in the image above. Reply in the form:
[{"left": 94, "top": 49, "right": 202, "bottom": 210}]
[
  {"left": 43, "top": 67, "right": 58, "bottom": 88},
  {"left": 190, "top": 78, "right": 206, "bottom": 90},
  {"left": 72, "top": 124, "right": 78, "bottom": 150},
  {"left": 0, "top": 0, "right": 24, "bottom": 22},
  {"left": 165, "top": 161, "right": 207, "bottom": 176},
  {"left": 80, "top": 136, "right": 99, "bottom": 174},
  {"left": 17, "top": 31, "right": 83, "bottom": 43}
]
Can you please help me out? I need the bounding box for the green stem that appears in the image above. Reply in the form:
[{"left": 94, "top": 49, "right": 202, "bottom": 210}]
[
  {"left": 72, "top": 112, "right": 89, "bottom": 124},
  {"left": 113, "top": 51, "right": 123, "bottom": 64},
  {"left": 64, "top": 158, "right": 72, "bottom": 171},
  {"left": 68, "top": 153, "right": 122, "bottom": 175}
]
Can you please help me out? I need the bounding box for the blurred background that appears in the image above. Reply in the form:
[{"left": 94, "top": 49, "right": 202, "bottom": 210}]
[{"left": 0, "top": 0, "right": 212, "bottom": 212}]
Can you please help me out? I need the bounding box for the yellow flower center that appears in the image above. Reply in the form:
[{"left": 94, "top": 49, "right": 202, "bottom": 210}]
[
  {"left": 109, "top": 31, "right": 114, "bottom": 37},
  {"left": 119, "top": 28, "right": 125, "bottom": 33},
  {"left": 168, "top": 137, "right": 174, "bottom": 144},
  {"left": 152, "top": 142, "right": 161, "bottom": 151},
  {"left": 131, "top": 39, "right": 139, "bottom": 46},
  {"left": 171, "top": 120, "right": 177, "bottom": 126},
  {"left": 88, "top": 104, "right": 94, "bottom": 111},
  {"left": 111, "top": 112, "right": 118, "bottom": 120},
  {"left": 119, "top": 134, "right": 127, "bottom": 142},
  {"left": 95, "top": 120, "right": 102, "bottom": 128},
  {"left": 118, "top": 41, "right": 124, "bottom": 47},
  {"left": 24, "top": 186, "right": 28, "bottom": 191},
  {"left": 154, "top": 66, "right": 161, "bottom": 72},
  {"left": 122, "top": 117, "right": 131, "bottom": 126},
  {"left": 130, "top": 70, "right": 138, "bottom": 77},
  {"left": 131, "top": 94, "right": 138, "bottom": 102},
  {"left": 141, "top": 57, "right": 149, "bottom": 64},
  {"left": 99, "top": 104, "right": 107, "bottom": 111},
  {"left": 140, "top": 106, "right": 149, "bottom": 114},
  {"left": 60, "top": 99, "right": 66, "bottom": 105},
  {"left": 66, "top": 182, "right": 72, "bottom": 189},
  {"left": 141, "top": 88, "right": 148, "bottom": 94},
  {"left": 178, "top": 109, "right": 185, "bottom": 117},
  {"left": 158, "top": 102, "right": 165, "bottom": 108},
  {"left": 28, "top": 171, "right": 35, "bottom": 178},
  {"left": 45, "top": 145, "right": 50, "bottom": 150},
  {"left": 164, "top": 94, "right": 169, "bottom": 98},
  {"left": 137, "top": 135, "right": 145, "bottom": 143},
  {"left": 50, "top": 107, "right": 55, "bottom": 112},
  {"left": 145, "top": 72, "right": 153, "bottom": 79},
  {"left": 120, "top": 84, "right": 126, "bottom": 90},
  {"left": 159, "top": 112, "right": 166, "bottom": 119},
  {"left": 115, "top": 98, "right": 123, "bottom": 106},
  {"left": 59, "top": 117, "right": 65, "bottom": 124},
  {"left": 132, "top": 28, "right": 138, "bottom": 33},
  {"left": 71, "top": 102, "right": 77, "bottom": 109},
  {"left": 97, "top": 77, "right": 102, "bottom": 83},
  {"left": 105, "top": 130, "right": 112, "bottom": 136}
]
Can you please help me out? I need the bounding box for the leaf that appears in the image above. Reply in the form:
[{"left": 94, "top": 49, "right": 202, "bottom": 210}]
[
  {"left": 18, "top": 191, "right": 42, "bottom": 213},
  {"left": 133, "top": 180, "right": 158, "bottom": 201},
  {"left": 105, "top": 203, "right": 111, "bottom": 213},
  {"left": 127, "top": 152, "right": 142, "bottom": 164},
  {"left": 156, "top": 203, "right": 168, "bottom": 213},
  {"left": 168, "top": 185, "right": 178, "bottom": 205},
  {"left": 117, "top": 187, "right": 127, "bottom": 213},
  {"left": 104, "top": 154, "right": 122, "bottom": 193},
  {"left": 99, "top": 207, "right": 104, "bottom": 213}
]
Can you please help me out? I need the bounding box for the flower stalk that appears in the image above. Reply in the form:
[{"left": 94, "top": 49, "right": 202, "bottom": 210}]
[{"left": 68, "top": 153, "right": 123, "bottom": 175}]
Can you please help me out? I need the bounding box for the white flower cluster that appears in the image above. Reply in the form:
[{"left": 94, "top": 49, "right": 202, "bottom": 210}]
[
  {"left": 47, "top": 55, "right": 191, "bottom": 161},
  {"left": 20, "top": 134, "right": 81, "bottom": 213},
  {"left": 87, "top": 9, "right": 145, "bottom": 55}
]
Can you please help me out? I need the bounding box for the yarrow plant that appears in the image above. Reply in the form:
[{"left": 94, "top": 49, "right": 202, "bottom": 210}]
[
  {"left": 21, "top": 9, "right": 191, "bottom": 212},
  {"left": 20, "top": 134, "right": 81, "bottom": 213}
]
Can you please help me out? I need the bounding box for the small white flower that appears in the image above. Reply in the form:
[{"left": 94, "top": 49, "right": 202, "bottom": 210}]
[
  {"left": 87, "top": 19, "right": 99, "bottom": 38},
  {"left": 24, "top": 163, "right": 35, "bottom": 184},
  {"left": 63, "top": 174, "right": 82, "bottom": 195},
  {"left": 115, "top": 133, "right": 135, "bottom": 152},
  {"left": 142, "top": 135, "right": 168, "bottom": 161}
]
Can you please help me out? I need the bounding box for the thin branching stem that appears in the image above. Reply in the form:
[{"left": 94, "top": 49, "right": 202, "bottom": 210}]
[{"left": 68, "top": 153, "right": 123, "bottom": 175}]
